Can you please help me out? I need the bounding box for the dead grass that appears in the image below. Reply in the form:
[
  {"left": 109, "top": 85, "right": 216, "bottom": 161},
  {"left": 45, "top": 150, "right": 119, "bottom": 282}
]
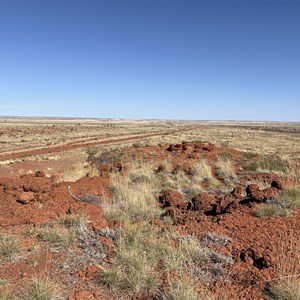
[
  {"left": 162, "top": 171, "right": 202, "bottom": 195},
  {"left": 268, "top": 230, "right": 300, "bottom": 299},
  {"left": 0, "top": 289, "right": 16, "bottom": 300},
  {"left": 163, "top": 278, "right": 199, "bottom": 300},
  {"left": 216, "top": 157, "right": 237, "bottom": 180},
  {"left": 102, "top": 162, "right": 162, "bottom": 223},
  {"left": 193, "top": 159, "right": 219, "bottom": 188}
]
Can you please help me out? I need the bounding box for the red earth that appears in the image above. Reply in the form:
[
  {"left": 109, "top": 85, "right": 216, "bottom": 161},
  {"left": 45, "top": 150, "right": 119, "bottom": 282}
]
[{"left": 0, "top": 141, "right": 299, "bottom": 299}]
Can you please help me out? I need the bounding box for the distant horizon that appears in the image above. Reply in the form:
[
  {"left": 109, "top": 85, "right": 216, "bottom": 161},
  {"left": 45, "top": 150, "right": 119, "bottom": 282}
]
[
  {"left": 1, "top": 0, "right": 299, "bottom": 121},
  {"left": 0, "top": 114, "right": 299, "bottom": 123}
]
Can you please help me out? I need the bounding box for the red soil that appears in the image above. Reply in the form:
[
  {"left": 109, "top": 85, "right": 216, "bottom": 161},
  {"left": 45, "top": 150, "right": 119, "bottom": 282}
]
[{"left": 0, "top": 141, "right": 299, "bottom": 299}]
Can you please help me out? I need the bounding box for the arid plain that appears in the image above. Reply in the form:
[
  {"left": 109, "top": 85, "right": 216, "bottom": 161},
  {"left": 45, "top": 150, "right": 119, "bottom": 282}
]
[{"left": 0, "top": 117, "right": 299, "bottom": 299}]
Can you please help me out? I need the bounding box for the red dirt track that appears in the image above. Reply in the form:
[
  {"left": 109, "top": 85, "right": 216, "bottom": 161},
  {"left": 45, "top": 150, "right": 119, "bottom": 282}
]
[{"left": 0, "top": 126, "right": 200, "bottom": 162}]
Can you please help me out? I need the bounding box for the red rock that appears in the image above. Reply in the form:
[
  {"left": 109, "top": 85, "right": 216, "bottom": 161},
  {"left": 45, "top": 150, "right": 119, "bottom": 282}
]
[
  {"left": 231, "top": 185, "right": 245, "bottom": 199},
  {"left": 188, "top": 193, "right": 217, "bottom": 213},
  {"left": 17, "top": 191, "right": 35, "bottom": 204},
  {"left": 159, "top": 189, "right": 186, "bottom": 209}
]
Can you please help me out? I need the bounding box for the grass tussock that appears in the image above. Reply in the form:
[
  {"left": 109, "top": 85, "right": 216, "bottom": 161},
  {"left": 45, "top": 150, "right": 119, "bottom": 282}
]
[
  {"left": 243, "top": 156, "right": 290, "bottom": 175},
  {"left": 268, "top": 231, "right": 300, "bottom": 300},
  {"left": 0, "top": 230, "right": 20, "bottom": 263},
  {"left": 103, "top": 162, "right": 162, "bottom": 223},
  {"left": 21, "top": 276, "right": 61, "bottom": 300},
  {"left": 269, "top": 279, "right": 300, "bottom": 300},
  {"left": 162, "top": 171, "right": 202, "bottom": 196},
  {"left": 255, "top": 204, "right": 288, "bottom": 218},
  {"left": 280, "top": 187, "right": 300, "bottom": 208},
  {"left": 216, "top": 157, "right": 237, "bottom": 180},
  {"left": 38, "top": 227, "right": 76, "bottom": 250},
  {"left": 163, "top": 278, "right": 199, "bottom": 300},
  {"left": 100, "top": 161, "right": 234, "bottom": 298},
  {"left": 193, "top": 160, "right": 219, "bottom": 188},
  {"left": 58, "top": 213, "right": 89, "bottom": 228},
  {"left": 0, "top": 289, "right": 16, "bottom": 300},
  {"left": 99, "top": 223, "right": 159, "bottom": 297}
]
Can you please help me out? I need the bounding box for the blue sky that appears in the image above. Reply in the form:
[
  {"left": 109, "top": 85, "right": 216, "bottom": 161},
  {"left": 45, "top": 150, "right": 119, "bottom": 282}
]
[{"left": 0, "top": 0, "right": 299, "bottom": 121}]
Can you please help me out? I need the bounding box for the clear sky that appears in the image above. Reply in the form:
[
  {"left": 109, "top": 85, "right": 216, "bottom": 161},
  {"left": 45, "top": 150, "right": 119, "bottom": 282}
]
[{"left": 0, "top": 0, "right": 299, "bottom": 121}]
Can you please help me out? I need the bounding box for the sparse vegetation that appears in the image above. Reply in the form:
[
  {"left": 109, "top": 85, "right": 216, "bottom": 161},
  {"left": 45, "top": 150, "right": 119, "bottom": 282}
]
[
  {"left": 99, "top": 223, "right": 159, "bottom": 297},
  {"left": 243, "top": 156, "right": 290, "bottom": 175},
  {"left": 58, "top": 213, "right": 89, "bottom": 228},
  {"left": 0, "top": 289, "right": 15, "bottom": 300},
  {"left": 280, "top": 187, "right": 300, "bottom": 208},
  {"left": 88, "top": 149, "right": 125, "bottom": 168},
  {"left": 193, "top": 159, "right": 219, "bottom": 188},
  {"left": 132, "top": 142, "right": 142, "bottom": 148},
  {"left": 243, "top": 151, "right": 257, "bottom": 160},
  {"left": 269, "top": 279, "right": 300, "bottom": 300},
  {"left": 21, "top": 276, "right": 61, "bottom": 300},
  {"left": 38, "top": 227, "right": 76, "bottom": 250},
  {"left": 86, "top": 146, "right": 97, "bottom": 157},
  {"left": 0, "top": 230, "right": 20, "bottom": 263},
  {"left": 163, "top": 278, "right": 199, "bottom": 300},
  {"left": 0, "top": 120, "right": 300, "bottom": 300},
  {"left": 218, "top": 151, "right": 232, "bottom": 160},
  {"left": 216, "top": 157, "right": 237, "bottom": 180},
  {"left": 103, "top": 162, "right": 162, "bottom": 223},
  {"left": 267, "top": 230, "right": 300, "bottom": 300},
  {"left": 255, "top": 204, "right": 288, "bottom": 218}
]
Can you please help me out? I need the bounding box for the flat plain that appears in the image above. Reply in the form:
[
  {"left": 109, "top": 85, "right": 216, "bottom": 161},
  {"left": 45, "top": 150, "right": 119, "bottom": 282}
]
[{"left": 0, "top": 117, "right": 299, "bottom": 300}]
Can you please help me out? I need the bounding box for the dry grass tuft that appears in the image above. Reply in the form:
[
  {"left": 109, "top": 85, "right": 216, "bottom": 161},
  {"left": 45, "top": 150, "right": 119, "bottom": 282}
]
[
  {"left": 280, "top": 187, "right": 300, "bottom": 208},
  {"left": 38, "top": 227, "right": 76, "bottom": 250},
  {"left": 58, "top": 213, "right": 89, "bottom": 228},
  {"left": 102, "top": 162, "right": 162, "bottom": 223},
  {"left": 99, "top": 223, "right": 159, "bottom": 297},
  {"left": 216, "top": 157, "right": 237, "bottom": 180},
  {"left": 193, "top": 160, "right": 219, "bottom": 188},
  {"left": 255, "top": 204, "right": 288, "bottom": 218},
  {"left": 268, "top": 230, "right": 300, "bottom": 299},
  {"left": 0, "top": 230, "right": 20, "bottom": 263},
  {"left": 21, "top": 276, "right": 61, "bottom": 300},
  {"left": 163, "top": 278, "right": 199, "bottom": 300}
]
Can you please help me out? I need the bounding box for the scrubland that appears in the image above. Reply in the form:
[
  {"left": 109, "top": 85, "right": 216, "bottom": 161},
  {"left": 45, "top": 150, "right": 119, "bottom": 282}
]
[{"left": 0, "top": 118, "right": 299, "bottom": 299}]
